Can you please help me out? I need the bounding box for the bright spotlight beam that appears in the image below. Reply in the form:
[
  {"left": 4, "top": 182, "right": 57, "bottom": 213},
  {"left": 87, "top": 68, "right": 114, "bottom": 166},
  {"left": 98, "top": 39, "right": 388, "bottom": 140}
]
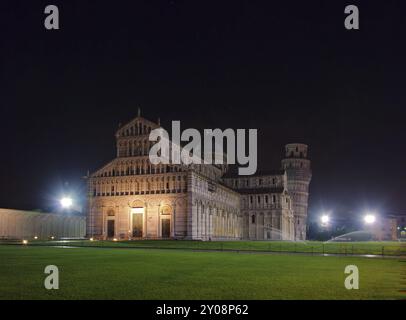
[
  {"left": 321, "top": 215, "right": 330, "bottom": 224},
  {"left": 60, "top": 197, "right": 73, "bottom": 209},
  {"left": 364, "top": 214, "right": 376, "bottom": 224}
]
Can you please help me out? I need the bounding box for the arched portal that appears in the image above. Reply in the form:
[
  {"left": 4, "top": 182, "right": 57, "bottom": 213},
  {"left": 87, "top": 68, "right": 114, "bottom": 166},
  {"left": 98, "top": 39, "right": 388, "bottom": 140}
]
[
  {"left": 160, "top": 205, "right": 172, "bottom": 238},
  {"left": 106, "top": 209, "right": 116, "bottom": 238},
  {"left": 130, "top": 200, "right": 145, "bottom": 238}
]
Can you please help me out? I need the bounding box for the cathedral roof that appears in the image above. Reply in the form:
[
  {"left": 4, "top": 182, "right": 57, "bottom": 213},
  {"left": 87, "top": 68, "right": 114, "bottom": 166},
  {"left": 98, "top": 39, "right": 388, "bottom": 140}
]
[
  {"left": 222, "top": 169, "right": 285, "bottom": 179},
  {"left": 236, "top": 187, "right": 285, "bottom": 194},
  {"left": 115, "top": 108, "right": 160, "bottom": 137}
]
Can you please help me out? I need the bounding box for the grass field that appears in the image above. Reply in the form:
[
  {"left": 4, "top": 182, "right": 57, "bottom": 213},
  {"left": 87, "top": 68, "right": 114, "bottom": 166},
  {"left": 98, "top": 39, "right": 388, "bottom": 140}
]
[
  {"left": 0, "top": 245, "right": 404, "bottom": 300},
  {"left": 3, "top": 239, "right": 406, "bottom": 256}
]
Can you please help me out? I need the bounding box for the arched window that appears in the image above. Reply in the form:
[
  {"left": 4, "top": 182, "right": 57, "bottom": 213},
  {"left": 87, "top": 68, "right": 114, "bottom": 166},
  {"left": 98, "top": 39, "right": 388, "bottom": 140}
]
[{"left": 251, "top": 215, "right": 256, "bottom": 224}]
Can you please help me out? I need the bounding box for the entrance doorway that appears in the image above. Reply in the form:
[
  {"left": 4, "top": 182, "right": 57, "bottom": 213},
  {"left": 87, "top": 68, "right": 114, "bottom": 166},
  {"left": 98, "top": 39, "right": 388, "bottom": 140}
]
[
  {"left": 161, "top": 218, "right": 170, "bottom": 238},
  {"left": 131, "top": 207, "right": 144, "bottom": 238},
  {"left": 107, "top": 220, "right": 115, "bottom": 238}
]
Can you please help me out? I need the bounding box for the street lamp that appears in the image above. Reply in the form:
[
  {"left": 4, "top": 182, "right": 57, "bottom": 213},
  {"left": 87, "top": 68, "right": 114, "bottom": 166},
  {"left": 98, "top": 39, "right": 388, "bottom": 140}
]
[
  {"left": 321, "top": 215, "right": 330, "bottom": 224},
  {"left": 364, "top": 213, "right": 376, "bottom": 224},
  {"left": 60, "top": 197, "right": 73, "bottom": 209}
]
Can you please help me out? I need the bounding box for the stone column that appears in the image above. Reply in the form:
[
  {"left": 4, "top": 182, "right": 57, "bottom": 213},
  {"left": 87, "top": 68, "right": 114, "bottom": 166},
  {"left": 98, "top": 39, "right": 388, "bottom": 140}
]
[
  {"left": 226, "top": 212, "right": 230, "bottom": 238},
  {"left": 196, "top": 203, "right": 201, "bottom": 239},
  {"left": 233, "top": 213, "right": 236, "bottom": 238},
  {"left": 208, "top": 208, "right": 213, "bottom": 240},
  {"left": 222, "top": 212, "right": 225, "bottom": 238},
  {"left": 128, "top": 206, "right": 131, "bottom": 239},
  {"left": 202, "top": 206, "right": 206, "bottom": 240},
  {"left": 171, "top": 203, "right": 176, "bottom": 238},
  {"left": 101, "top": 206, "right": 106, "bottom": 239},
  {"left": 189, "top": 201, "right": 198, "bottom": 239},
  {"left": 219, "top": 211, "right": 223, "bottom": 237},
  {"left": 205, "top": 207, "right": 209, "bottom": 240},
  {"left": 213, "top": 211, "right": 217, "bottom": 237},
  {"left": 201, "top": 207, "right": 205, "bottom": 240},
  {"left": 157, "top": 204, "right": 161, "bottom": 239},
  {"left": 232, "top": 213, "right": 234, "bottom": 238},
  {"left": 144, "top": 203, "right": 148, "bottom": 239}
]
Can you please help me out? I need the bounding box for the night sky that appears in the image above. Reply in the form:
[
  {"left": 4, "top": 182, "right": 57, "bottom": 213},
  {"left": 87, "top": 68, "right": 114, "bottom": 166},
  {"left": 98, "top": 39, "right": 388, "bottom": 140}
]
[{"left": 1, "top": 1, "right": 405, "bottom": 218}]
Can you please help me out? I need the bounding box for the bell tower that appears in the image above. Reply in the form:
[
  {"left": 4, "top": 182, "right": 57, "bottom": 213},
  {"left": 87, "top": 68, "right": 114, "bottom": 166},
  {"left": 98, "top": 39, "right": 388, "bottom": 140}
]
[{"left": 281, "top": 143, "right": 312, "bottom": 240}]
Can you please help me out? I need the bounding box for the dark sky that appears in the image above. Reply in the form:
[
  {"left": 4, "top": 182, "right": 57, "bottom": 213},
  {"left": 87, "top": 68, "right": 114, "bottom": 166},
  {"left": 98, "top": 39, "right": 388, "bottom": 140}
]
[{"left": 1, "top": 0, "right": 405, "bottom": 218}]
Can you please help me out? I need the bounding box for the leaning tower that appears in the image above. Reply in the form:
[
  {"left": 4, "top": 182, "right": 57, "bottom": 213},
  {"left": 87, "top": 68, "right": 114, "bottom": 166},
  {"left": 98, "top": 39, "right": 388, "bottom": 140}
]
[{"left": 281, "top": 143, "right": 312, "bottom": 240}]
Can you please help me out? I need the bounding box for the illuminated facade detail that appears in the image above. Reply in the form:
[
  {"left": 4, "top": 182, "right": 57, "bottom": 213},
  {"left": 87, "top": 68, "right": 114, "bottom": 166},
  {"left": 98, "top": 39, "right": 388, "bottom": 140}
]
[
  {"left": 222, "top": 171, "right": 295, "bottom": 240},
  {"left": 86, "top": 113, "right": 311, "bottom": 241}
]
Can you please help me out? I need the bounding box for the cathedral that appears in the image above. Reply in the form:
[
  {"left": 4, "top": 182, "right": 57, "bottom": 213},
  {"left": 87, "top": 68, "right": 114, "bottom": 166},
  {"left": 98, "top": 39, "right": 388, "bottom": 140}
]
[{"left": 86, "top": 112, "right": 311, "bottom": 241}]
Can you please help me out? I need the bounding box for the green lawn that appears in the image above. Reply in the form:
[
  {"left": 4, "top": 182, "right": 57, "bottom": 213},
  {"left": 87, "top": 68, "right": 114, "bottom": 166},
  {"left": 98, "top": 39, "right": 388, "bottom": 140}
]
[
  {"left": 0, "top": 245, "right": 403, "bottom": 300},
  {"left": 4, "top": 239, "right": 406, "bottom": 256}
]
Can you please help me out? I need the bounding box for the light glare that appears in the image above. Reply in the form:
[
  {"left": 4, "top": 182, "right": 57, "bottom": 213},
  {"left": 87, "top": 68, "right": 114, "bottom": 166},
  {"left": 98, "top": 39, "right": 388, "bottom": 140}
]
[
  {"left": 321, "top": 215, "right": 330, "bottom": 224},
  {"left": 60, "top": 197, "right": 73, "bottom": 208},
  {"left": 364, "top": 214, "right": 376, "bottom": 224}
]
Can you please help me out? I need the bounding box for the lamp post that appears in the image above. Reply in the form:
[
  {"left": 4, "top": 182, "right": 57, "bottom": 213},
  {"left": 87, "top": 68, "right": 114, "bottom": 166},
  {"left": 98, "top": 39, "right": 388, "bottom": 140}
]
[
  {"left": 363, "top": 213, "right": 376, "bottom": 225},
  {"left": 60, "top": 197, "right": 73, "bottom": 209},
  {"left": 320, "top": 213, "right": 331, "bottom": 229},
  {"left": 363, "top": 212, "right": 378, "bottom": 240},
  {"left": 321, "top": 215, "right": 330, "bottom": 225}
]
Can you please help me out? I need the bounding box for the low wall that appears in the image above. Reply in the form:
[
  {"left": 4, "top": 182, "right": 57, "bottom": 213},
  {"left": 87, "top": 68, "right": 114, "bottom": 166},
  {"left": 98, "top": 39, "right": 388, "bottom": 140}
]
[{"left": 0, "top": 208, "right": 86, "bottom": 239}]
